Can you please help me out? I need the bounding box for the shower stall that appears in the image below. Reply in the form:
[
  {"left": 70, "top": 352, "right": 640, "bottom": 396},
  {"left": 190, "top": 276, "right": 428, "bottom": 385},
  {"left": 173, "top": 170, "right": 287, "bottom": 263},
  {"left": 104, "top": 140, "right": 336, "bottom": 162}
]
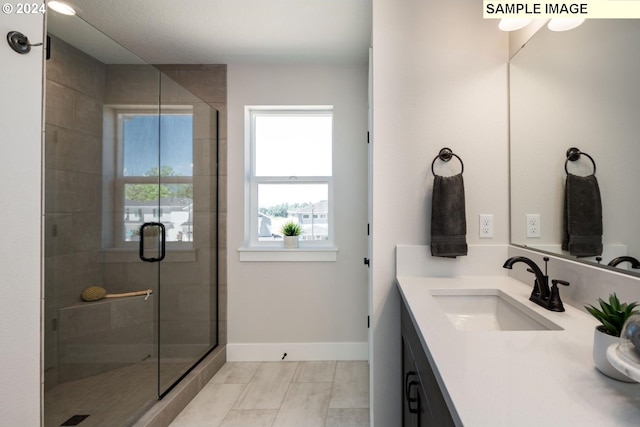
[{"left": 43, "top": 12, "right": 222, "bottom": 427}]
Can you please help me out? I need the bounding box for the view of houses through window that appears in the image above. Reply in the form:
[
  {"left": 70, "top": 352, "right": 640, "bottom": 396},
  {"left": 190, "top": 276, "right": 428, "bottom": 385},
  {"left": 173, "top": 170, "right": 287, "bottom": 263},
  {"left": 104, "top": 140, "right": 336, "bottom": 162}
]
[{"left": 258, "top": 183, "right": 329, "bottom": 241}]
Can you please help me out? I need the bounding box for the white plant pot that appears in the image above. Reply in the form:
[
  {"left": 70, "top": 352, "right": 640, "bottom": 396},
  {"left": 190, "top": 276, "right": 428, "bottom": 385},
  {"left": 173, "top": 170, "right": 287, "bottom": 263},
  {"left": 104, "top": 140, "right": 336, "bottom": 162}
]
[
  {"left": 283, "top": 236, "right": 299, "bottom": 249},
  {"left": 593, "top": 327, "right": 636, "bottom": 382}
]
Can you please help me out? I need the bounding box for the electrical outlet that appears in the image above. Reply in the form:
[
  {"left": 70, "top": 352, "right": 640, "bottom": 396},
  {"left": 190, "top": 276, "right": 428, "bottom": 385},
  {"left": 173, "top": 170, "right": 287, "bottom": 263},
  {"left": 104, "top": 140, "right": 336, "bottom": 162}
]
[
  {"left": 479, "top": 214, "right": 493, "bottom": 238},
  {"left": 527, "top": 214, "right": 541, "bottom": 238}
]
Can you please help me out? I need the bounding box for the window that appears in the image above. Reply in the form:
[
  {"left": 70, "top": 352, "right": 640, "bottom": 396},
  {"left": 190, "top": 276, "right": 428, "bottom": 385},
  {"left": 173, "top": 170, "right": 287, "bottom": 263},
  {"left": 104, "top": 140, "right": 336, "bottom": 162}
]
[
  {"left": 115, "top": 108, "right": 194, "bottom": 247},
  {"left": 245, "top": 107, "right": 334, "bottom": 248}
]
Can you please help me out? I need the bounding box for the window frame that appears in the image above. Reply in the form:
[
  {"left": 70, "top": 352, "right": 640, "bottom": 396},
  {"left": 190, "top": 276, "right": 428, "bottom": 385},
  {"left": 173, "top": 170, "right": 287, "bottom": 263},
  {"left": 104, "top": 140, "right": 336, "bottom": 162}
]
[
  {"left": 244, "top": 106, "right": 335, "bottom": 250},
  {"left": 113, "top": 106, "right": 194, "bottom": 249}
]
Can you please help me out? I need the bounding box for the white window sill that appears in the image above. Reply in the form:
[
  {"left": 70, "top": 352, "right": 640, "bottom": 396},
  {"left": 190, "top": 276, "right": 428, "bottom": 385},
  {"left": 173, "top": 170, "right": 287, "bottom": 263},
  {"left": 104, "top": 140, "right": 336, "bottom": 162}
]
[{"left": 238, "top": 246, "right": 338, "bottom": 262}]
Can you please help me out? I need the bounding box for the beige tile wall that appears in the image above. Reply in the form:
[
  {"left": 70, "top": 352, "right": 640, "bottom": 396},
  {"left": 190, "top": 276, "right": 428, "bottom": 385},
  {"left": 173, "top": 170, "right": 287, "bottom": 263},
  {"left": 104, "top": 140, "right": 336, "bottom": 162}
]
[{"left": 44, "top": 36, "right": 107, "bottom": 388}]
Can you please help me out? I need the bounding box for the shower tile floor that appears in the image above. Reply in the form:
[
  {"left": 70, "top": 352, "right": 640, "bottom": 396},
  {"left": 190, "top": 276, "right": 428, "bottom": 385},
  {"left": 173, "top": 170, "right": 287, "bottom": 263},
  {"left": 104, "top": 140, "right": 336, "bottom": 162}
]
[
  {"left": 169, "top": 361, "right": 370, "bottom": 427},
  {"left": 44, "top": 360, "right": 191, "bottom": 427}
]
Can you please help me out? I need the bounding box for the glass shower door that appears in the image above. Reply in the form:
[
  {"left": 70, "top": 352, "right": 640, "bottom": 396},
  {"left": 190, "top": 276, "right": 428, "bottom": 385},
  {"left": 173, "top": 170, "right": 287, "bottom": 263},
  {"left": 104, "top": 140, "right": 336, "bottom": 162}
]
[
  {"left": 43, "top": 18, "right": 163, "bottom": 426},
  {"left": 156, "top": 74, "right": 219, "bottom": 396},
  {"left": 103, "top": 74, "right": 164, "bottom": 423},
  {"left": 44, "top": 11, "right": 219, "bottom": 426}
]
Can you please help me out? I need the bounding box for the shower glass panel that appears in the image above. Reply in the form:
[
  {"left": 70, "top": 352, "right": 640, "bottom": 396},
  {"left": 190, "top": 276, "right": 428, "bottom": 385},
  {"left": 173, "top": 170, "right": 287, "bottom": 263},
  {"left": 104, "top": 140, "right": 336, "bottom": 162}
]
[
  {"left": 44, "top": 11, "right": 218, "bottom": 427},
  {"left": 157, "top": 74, "right": 219, "bottom": 397}
]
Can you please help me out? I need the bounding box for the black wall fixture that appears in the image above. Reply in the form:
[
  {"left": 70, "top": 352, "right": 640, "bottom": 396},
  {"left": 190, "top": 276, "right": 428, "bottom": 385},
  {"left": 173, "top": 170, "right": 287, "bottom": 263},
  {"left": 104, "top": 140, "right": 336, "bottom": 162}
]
[{"left": 6, "top": 30, "right": 42, "bottom": 54}]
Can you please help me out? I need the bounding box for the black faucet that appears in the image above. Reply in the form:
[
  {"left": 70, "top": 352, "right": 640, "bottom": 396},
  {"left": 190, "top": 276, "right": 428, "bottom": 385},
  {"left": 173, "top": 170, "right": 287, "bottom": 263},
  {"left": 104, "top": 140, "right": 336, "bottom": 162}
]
[
  {"left": 502, "top": 256, "right": 569, "bottom": 312},
  {"left": 607, "top": 256, "right": 640, "bottom": 269}
]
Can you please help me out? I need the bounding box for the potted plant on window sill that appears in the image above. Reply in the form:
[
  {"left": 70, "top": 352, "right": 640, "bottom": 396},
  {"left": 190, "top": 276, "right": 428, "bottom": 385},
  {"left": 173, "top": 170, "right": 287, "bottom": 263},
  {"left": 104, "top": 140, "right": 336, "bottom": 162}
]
[
  {"left": 281, "top": 221, "right": 302, "bottom": 249},
  {"left": 586, "top": 293, "right": 639, "bottom": 382}
]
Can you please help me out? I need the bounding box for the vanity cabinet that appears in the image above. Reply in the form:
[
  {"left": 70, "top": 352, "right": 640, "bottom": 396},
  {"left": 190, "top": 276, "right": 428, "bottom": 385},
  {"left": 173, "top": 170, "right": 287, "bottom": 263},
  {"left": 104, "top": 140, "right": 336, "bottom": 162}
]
[
  {"left": 402, "top": 332, "right": 428, "bottom": 426},
  {"left": 402, "top": 302, "right": 456, "bottom": 427}
]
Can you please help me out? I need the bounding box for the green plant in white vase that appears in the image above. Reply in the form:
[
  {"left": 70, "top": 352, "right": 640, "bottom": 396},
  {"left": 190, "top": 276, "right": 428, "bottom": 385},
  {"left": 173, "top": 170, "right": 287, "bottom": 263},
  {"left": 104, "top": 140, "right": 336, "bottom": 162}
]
[
  {"left": 586, "top": 293, "right": 638, "bottom": 337},
  {"left": 281, "top": 221, "right": 302, "bottom": 249},
  {"left": 586, "top": 293, "right": 639, "bottom": 382}
]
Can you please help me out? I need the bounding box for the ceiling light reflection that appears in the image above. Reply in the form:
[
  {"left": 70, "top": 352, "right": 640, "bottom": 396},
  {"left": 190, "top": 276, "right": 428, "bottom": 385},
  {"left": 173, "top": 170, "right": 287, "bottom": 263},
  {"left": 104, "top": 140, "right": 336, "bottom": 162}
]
[
  {"left": 48, "top": 1, "right": 76, "bottom": 16},
  {"left": 498, "top": 18, "right": 533, "bottom": 32},
  {"left": 547, "top": 18, "right": 585, "bottom": 32}
]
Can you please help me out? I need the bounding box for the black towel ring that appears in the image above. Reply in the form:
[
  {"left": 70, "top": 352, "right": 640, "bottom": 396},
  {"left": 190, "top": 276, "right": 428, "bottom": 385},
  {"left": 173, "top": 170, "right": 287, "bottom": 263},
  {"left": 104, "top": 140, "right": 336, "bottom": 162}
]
[
  {"left": 431, "top": 147, "right": 464, "bottom": 176},
  {"left": 564, "top": 147, "right": 596, "bottom": 176}
]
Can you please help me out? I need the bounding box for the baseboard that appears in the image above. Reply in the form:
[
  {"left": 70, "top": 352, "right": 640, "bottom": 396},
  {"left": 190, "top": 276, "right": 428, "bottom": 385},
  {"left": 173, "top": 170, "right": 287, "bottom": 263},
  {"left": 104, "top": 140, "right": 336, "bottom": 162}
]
[{"left": 226, "top": 342, "right": 369, "bottom": 361}]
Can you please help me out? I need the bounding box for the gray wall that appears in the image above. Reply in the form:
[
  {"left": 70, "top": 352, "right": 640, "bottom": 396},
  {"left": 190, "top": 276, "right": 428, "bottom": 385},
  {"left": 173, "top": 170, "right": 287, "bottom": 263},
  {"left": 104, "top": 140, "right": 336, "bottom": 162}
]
[{"left": 227, "top": 62, "right": 369, "bottom": 359}]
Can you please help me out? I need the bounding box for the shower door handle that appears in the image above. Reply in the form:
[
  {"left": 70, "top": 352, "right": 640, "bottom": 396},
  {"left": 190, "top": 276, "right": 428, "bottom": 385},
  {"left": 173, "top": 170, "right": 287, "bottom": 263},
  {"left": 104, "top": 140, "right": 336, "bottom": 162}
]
[{"left": 139, "top": 222, "right": 166, "bottom": 262}]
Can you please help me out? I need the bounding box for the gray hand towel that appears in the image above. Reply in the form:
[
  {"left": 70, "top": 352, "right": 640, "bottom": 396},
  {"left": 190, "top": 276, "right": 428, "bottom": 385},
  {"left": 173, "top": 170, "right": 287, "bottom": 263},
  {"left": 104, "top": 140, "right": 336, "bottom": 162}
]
[
  {"left": 431, "top": 173, "right": 467, "bottom": 258},
  {"left": 562, "top": 173, "right": 603, "bottom": 257}
]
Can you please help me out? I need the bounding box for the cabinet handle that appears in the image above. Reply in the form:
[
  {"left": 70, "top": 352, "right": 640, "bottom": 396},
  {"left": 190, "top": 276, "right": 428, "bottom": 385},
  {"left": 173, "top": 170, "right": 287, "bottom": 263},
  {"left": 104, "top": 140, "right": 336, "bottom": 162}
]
[{"left": 405, "top": 371, "right": 419, "bottom": 414}]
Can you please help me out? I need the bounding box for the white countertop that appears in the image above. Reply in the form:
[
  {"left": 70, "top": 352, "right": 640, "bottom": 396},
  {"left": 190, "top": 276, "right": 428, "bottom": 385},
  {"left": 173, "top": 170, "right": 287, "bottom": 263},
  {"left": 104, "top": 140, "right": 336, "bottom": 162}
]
[{"left": 397, "top": 275, "right": 640, "bottom": 427}]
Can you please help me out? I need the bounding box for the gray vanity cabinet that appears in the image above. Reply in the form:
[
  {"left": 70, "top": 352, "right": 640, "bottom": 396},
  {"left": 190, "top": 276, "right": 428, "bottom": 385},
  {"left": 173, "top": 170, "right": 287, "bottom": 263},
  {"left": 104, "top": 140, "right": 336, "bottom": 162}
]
[
  {"left": 401, "top": 302, "right": 456, "bottom": 427},
  {"left": 403, "top": 331, "right": 429, "bottom": 426}
]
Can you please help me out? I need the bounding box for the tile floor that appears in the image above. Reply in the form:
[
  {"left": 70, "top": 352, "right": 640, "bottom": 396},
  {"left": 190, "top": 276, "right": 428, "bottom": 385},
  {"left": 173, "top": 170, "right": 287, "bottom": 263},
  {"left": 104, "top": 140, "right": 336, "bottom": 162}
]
[
  {"left": 44, "top": 360, "right": 189, "bottom": 427},
  {"left": 169, "top": 361, "right": 370, "bottom": 427}
]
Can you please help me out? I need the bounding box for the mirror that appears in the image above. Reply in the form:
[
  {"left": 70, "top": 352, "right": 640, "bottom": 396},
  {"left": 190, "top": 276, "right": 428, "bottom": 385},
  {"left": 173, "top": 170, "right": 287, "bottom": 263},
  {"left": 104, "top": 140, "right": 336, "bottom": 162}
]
[{"left": 509, "top": 20, "right": 640, "bottom": 276}]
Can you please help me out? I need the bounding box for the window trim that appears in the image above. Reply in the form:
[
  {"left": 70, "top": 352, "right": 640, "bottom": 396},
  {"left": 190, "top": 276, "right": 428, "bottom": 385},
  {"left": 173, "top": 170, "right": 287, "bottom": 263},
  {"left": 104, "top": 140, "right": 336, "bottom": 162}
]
[
  {"left": 112, "top": 106, "right": 194, "bottom": 249},
  {"left": 243, "top": 106, "right": 336, "bottom": 254}
]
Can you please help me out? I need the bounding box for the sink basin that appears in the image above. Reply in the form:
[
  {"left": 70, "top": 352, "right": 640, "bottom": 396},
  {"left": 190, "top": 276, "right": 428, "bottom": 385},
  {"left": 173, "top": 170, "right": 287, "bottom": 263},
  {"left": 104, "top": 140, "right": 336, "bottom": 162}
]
[{"left": 430, "top": 289, "right": 563, "bottom": 332}]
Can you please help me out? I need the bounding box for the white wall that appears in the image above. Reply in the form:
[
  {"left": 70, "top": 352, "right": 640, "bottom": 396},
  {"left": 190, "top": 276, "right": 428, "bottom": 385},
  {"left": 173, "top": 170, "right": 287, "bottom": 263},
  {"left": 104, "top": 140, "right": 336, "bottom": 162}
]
[
  {"left": 0, "top": 12, "right": 44, "bottom": 426},
  {"left": 371, "top": 0, "right": 508, "bottom": 424},
  {"left": 226, "top": 63, "right": 369, "bottom": 360}
]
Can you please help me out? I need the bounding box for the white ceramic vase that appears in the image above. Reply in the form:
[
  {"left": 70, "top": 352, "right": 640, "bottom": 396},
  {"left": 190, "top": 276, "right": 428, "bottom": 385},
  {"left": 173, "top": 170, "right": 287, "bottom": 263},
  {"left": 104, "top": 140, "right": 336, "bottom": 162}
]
[
  {"left": 593, "top": 327, "right": 636, "bottom": 382},
  {"left": 283, "top": 235, "right": 299, "bottom": 249}
]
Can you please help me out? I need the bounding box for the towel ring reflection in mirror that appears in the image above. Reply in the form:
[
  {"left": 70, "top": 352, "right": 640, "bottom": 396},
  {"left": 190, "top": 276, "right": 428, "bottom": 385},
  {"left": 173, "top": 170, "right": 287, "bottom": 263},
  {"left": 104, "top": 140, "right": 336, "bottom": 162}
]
[
  {"left": 565, "top": 147, "right": 596, "bottom": 176},
  {"left": 431, "top": 147, "right": 464, "bottom": 176}
]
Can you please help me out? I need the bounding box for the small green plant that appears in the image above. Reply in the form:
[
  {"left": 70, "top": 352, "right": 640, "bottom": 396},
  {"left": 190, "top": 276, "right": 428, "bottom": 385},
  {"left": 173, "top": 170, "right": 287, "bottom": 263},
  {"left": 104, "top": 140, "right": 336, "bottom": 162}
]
[
  {"left": 281, "top": 221, "right": 302, "bottom": 237},
  {"left": 585, "top": 293, "right": 639, "bottom": 337}
]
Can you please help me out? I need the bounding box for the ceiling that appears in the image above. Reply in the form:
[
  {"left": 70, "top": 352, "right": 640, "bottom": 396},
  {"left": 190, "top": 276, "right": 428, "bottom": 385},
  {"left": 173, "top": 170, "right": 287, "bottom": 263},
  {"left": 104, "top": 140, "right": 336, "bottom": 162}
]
[{"left": 51, "top": 0, "right": 372, "bottom": 65}]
